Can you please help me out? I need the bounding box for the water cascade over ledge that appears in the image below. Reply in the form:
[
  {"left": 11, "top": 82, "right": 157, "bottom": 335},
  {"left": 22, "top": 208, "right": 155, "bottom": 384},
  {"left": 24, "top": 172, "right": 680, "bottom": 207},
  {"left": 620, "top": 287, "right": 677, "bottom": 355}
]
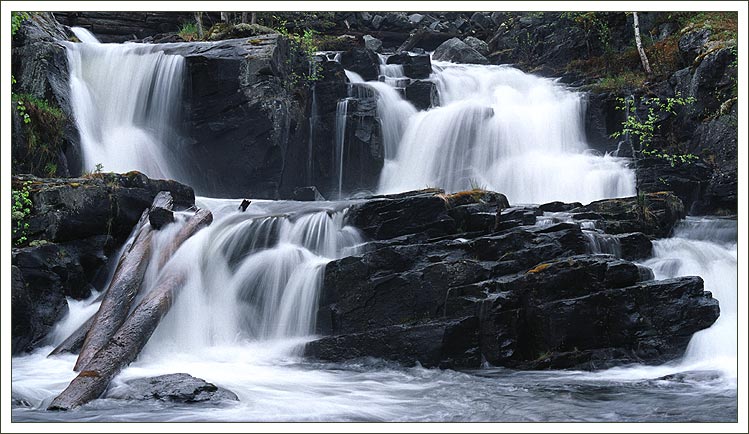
[
  {"left": 65, "top": 27, "right": 185, "bottom": 180},
  {"left": 377, "top": 61, "right": 636, "bottom": 204}
]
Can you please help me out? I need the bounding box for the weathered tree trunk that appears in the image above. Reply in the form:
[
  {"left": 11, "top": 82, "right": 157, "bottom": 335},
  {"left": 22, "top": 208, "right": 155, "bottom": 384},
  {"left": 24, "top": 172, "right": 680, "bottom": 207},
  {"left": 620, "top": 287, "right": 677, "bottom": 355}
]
[
  {"left": 221, "top": 12, "right": 230, "bottom": 24},
  {"left": 73, "top": 192, "right": 173, "bottom": 371},
  {"left": 632, "top": 12, "right": 653, "bottom": 77},
  {"left": 48, "top": 209, "right": 213, "bottom": 411},
  {"left": 241, "top": 12, "right": 248, "bottom": 23},
  {"left": 195, "top": 12, "right": 204, "bottom": 39},
  {"left": 48, "top": 316, "right": 95, "bottom": 356},
  {"left": 156, "top": 208, "right": 215, "bottom": 269},
  {"left": 251, "top": 12, "right": 257, "bottom": 25}
]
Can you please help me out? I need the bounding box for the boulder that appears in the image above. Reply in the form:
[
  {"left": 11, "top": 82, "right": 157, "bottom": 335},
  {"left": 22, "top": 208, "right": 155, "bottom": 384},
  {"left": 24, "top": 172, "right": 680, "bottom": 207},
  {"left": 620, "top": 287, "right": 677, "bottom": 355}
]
[
  {"left": 106, "top": 373, "right": 238, "bottom": 403},
  {"left": 339, "top": 47, "right": 380, "bottom": 81},
  {"left": 13, "top": 173, "right": 194, "bottom": 245},
  {"left": 613, "top": 232, "right": 653, "bottom": 260},
  {"left": 293, "top": 186, "right": 326, "bottom": 201},
  {"left": 570, "top": 192, "right": 685, "bottom": 238},
  {"left": 12, "top": 236, "right": 113, "bottom": 354},
  {"left": 469, "top": 13, "right": 493, "bottom": 30},
  {"left": 432, "top": 37, "right": 489, "bottom": 64},
  {"left": 386, "top": 53, "right": 432, "bottom": 79},
  {"left": 362, "top": 34, "right": 382, "bottom": 52},
  {"left": 679, "top": 28, "right": 711, "bottom": 65},
  {"left": 312, "top": 208, "right": 718, "bottom": 370},
  {"left": 463, "top": 36, "right": 490, "bottom": 56},
  {"left": 404, "top": 80, "right": 438, "bottom": 110},
  {"left": 371, "top": 15, "right": 384, "bottom": 30}
]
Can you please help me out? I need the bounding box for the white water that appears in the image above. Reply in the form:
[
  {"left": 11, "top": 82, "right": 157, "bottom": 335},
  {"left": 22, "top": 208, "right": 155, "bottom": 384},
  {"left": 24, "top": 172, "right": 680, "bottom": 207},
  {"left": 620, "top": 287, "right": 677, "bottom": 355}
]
[
  {"left": 377, "top": 62, "right": 636, "bottom": 204},
  {"left": 644, "top": 218, "right": 738, "bottom": 378},
  {"left": 10, "top": 41, "right": 738, "bottom": 423},
  {"left": 65, "top": 27, "right": 185, "bottom": 179},
  {"left": 334, "top": 99, "right": 350, "bottom": 199}
]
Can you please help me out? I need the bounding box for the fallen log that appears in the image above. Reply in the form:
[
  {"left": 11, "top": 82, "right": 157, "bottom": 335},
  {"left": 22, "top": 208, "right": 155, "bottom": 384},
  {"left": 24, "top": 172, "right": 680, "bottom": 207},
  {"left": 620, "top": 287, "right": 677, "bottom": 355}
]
[
  {"left": 156, "top": 208, "right": 215, "bottom": 269},
  {"left": 49, "top": 209, "right": 213, "bottom": 411},
  {"left": 73, "top": 192, "right": 174, "bottom": 371}
]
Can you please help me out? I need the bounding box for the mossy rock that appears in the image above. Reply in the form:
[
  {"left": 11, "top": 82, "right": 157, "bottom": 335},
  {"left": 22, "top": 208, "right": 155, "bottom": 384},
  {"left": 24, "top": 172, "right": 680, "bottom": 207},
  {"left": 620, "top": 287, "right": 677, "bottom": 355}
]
[{"left": 206, "top": 23, "right": 276, "bottom": 41}]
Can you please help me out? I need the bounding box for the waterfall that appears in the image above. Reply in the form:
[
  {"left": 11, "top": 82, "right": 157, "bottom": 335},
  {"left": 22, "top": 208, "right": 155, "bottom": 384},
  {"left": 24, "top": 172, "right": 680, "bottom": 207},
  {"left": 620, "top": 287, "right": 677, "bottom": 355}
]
[
  {"left": 377, "top": 53, "right": 408, "bottom": 88},
  {"left": 65, "top": 27, "right": 185, "bottom": 180},
  {"left": 334, "top": 99, "right": 350, "bottom": 199},
  {"left": 643, "top": 217, "right": 738, "bottom": 377},
  {"left": 377, "top": 62, "right": 636, "bottom": 204},
  {"left": 141, "top": 199, "right": 364, "bottom": 356}
]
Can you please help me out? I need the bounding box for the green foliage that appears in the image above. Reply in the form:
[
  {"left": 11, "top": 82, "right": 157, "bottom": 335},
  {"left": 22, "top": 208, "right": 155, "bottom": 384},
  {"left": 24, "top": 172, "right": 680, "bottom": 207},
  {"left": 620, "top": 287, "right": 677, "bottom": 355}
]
[
  {"left": 562, "top": 12, "right": 612, "bottom": 54},
  {"left": 11, "top": 12, "right": 30, "bottom": 36},
  {"left": 274, "top": 19, "right": 322, "bottom": 88},
  {"left": 11, "top": 93, "right": 67, "bottom": 175},
  {"left": 611, "top": 94, "right": 699, "bottom": 167},
  {"left": 95, "top": 163, "right": 104, "bottom": 174},
  {"left": 178, "top": 22, "right": 199, "bottom": 41},
  {"left": 12, "top": 181, "right": 33, "bottom": 246}
]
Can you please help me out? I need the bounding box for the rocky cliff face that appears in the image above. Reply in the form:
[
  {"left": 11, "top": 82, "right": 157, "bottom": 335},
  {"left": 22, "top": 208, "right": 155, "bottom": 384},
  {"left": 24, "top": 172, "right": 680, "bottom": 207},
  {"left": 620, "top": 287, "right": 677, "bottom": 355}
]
[{"left": 11, "top": 13, "right": 80, "bottom": 178}]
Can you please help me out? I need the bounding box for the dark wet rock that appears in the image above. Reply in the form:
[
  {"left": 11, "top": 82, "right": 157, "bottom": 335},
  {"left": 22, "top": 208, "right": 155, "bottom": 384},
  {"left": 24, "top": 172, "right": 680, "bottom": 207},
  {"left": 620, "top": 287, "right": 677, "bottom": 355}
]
[
  {"left": 346, "top": 192, "right": 456, "bottom": 240},
  {"left": 346, "top": 189, "right": 505, "bottom": 240},
  {"left": 293, "top": 186, "right": 326, "bottom": 201},
  {"left": 679, "top": 28, "right": 711, "bottom": 65},
  {"left": 363, "top": 34, "right": 382, "bottom": 52},
  {"left": 386, "top": 53, "right": 432, "bottom": 79},
  {"left": 56, "top": 12, "right": 200, "bottom": 43},
  {"left": 13, "top": 173, "right": 194, "bottom": 245},
  {"left": 12, "top": 236, "right": 113, "bottom": 354},
  {"left": 11, "top": 13, "right": 79, "bottom": 177},
  {"left": 570, "top": 192, "right": 685, "bottom": 238},
  {"left": 371, "top": 15, "right": 385, "bottom": 30},
  {"left": 337, "top": 97, "right": 384, "bottom": 196},
  {"left": 166, "top": 35, "right": 310, "bottom": 199},
  {"left": 404, "top": 80, "right": 438, "bottom": 110},
  {"left": 306, "top": 317, "right": 480, "bottom": 369},
  {"left": 148, "top": 207, "right": 175, "bottom": 230},
  {"left": 313, "top": 225, "right": 717, "bottom": 370},
  {"left": 340, "top": 47, "right": 380, "bottom": 81},
  {"left": 538, "top": 201, "right": 584, "bottom": 212},
  {"left": 11, "top": 173, "right": 194, "bottom": 354},
  {"left": 11, "top": 266, "right": 35, "bottom": 355},
  {"left": 432, "top": 37, "right": 489, "bottom": 64},
  {"left": 470, "top": 13, "right": 493, "bottom": 31},
  {"left": 463, "top": 36, "right": 489, "bottom": 56},
  {"left": 613, "top": 232, "right": 653, "bottom": 260},
  {"left": 107, "top": 373, "right": 238, "bottom": 403},
  {"left": 496, "top": 276, "right": 718, "bottom": 370},
  {"left": 635, "top": 158, "right": 713, "bottom": 214}
]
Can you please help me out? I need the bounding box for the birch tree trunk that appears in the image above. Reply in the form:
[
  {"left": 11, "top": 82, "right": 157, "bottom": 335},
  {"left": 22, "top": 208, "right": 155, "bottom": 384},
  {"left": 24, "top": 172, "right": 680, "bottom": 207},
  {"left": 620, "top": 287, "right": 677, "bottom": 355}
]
[{"left": 633, "top": 12, "right": 653, "bottom": 77}]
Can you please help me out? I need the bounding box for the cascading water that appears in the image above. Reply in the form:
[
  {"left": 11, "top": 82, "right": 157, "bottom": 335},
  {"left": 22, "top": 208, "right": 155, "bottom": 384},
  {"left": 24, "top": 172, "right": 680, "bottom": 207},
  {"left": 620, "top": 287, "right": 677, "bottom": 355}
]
[
  {"left": 644, "top": 217, "right": 738, "bottom": 377},
  {"left": 377, "top": 61, "right": 636, "bottom": 204},
  {"left": 334, "top": 99, "right": 350, "bottom": 200},
  {"left": 65, "top": 27, "right": 185, "bottom": 180},
  {"left": 11, "top": 37, "right": 737, "bottom": 422}
]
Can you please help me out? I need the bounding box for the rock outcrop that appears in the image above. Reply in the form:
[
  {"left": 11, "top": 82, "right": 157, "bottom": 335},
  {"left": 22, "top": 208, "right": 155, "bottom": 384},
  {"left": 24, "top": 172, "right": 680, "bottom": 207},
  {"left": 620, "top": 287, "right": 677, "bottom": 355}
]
[
  {"left": 307, "top": 189, "right": 719, "bottom": 370},
  {"left": 10, "top": 173, "right": 194, "bottom": 354}
]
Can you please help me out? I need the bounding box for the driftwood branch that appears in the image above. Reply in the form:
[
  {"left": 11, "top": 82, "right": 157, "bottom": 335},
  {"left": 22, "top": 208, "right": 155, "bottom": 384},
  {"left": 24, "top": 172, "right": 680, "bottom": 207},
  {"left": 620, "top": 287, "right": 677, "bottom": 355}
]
[
  {"left": 49, "top": 209, "right": 213, "bottom": 411},
  {"left": 73, "top": 192, "right": 173, "bottom": 371}
]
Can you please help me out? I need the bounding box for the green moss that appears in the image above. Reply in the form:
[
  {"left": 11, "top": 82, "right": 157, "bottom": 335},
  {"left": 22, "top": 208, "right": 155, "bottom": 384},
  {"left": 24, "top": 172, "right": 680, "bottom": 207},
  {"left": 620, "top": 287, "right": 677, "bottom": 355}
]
[{"left": 12, "top": 93, "right": 67, "bottom": 176}]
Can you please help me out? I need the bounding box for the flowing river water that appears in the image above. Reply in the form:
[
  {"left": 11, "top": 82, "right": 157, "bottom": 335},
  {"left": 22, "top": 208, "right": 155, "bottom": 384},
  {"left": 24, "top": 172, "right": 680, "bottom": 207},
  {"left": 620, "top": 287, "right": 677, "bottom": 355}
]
[{"left": 10, "top": 29, "right": 738, "bottom": 423}]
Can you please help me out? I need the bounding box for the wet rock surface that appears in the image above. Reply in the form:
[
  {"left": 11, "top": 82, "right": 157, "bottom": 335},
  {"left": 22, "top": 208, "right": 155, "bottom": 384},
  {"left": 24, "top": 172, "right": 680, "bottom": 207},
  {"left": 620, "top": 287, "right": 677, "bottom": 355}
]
[
  {"left": 10, "top": 173, "right": 195, "bottom": 354},
  {"left": 307, "top": 189, "right": 719, "bottom": 370},
  {"left": 106, "top": 373, "right": 238, "bottom": 403}
]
